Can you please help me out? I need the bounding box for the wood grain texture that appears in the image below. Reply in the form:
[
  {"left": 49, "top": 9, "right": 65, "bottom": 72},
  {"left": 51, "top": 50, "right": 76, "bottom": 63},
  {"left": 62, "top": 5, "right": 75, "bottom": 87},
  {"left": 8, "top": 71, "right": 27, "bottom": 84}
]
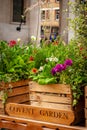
[
  {"left": 0, "top": 114, "right": 86, "bottom": 130},
  {"left": 5, "top": 103, "right": 75, "bottom": 125},
  {"left": 29, "top": 81, "right": 71, "bottom": 94}
]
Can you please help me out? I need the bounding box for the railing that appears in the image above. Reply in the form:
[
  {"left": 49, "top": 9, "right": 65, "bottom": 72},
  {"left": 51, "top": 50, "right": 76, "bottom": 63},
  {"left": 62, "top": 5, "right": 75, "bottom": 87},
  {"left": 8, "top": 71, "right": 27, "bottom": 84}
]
[{"left": 0, "top": 114, "right": 86, "bottom": 130}]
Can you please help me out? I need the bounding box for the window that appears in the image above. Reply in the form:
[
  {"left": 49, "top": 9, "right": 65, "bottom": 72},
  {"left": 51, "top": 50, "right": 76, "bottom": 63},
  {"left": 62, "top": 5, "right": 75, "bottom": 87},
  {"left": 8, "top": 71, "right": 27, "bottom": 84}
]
[
  {"left": 13, "top": 0, "right": 24, "bottom": 22},
  {"left": 46, "top": 10, "right": 50, "bottom": 19},
  {"left": 55, "top": 9, "right": 59, "bottom": 20},
  {"left": 41, "top": 10, "right": 45, "bottom": 20},
  {"left": 41, "top": 10, "right": 50, "bottom": 20}
]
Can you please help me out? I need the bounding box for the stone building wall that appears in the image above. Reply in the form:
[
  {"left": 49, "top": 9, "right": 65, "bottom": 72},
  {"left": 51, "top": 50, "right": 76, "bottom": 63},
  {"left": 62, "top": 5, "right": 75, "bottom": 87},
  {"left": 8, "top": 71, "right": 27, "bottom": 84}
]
[
  {"left": 28, "top": 0, "right": 41, "bottom": 43},
  {"left": 0, "top": 0, "right": 40, "bottom": 44}
]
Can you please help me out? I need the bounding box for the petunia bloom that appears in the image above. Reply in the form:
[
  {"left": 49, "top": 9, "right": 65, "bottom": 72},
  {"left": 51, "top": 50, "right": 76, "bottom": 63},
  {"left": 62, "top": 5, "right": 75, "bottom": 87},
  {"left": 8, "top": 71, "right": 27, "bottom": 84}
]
[
  {"left": 62, "top": 64, "right": 67, "bottom": 70},
  {"left": 55, "top": 64, "right": 64, "bottom": 72},
  {"left": 51, "top": 68, "right": 56, "bottom": 75},
  {"left": 64, "top": 59, "right": 73, "bottom": 66}
]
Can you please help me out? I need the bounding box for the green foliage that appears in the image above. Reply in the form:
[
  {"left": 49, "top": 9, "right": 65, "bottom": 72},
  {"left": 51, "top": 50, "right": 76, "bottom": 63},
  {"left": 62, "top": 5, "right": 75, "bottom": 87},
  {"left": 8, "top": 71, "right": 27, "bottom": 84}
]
[
  {"left": 28, "top": 39, "right": 87, "bottom": 106},
  {"left": 0, "top": 41, "right": 33, "bottom": 82},
  {"left": 68, "top": 1, "right": 87, "bottom": 46},
  {"left": 0, "top": 38, "right": 87, "bottom": 106},
  {"left": 0, "top": 1, "right": 87, "bottom": 106}
]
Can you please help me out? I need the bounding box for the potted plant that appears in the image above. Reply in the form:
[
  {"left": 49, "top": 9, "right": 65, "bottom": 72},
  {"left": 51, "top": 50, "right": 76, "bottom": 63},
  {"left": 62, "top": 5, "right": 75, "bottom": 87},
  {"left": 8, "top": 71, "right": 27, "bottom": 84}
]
[
  {"left": 0, "top": 40, "right": 33, "bottom": 113},
  {"left": 26, "top": 38, "right": 86, "bottom": 124},
  {"left": 28, "top": 38, "right": 87, "bottom": 105}
]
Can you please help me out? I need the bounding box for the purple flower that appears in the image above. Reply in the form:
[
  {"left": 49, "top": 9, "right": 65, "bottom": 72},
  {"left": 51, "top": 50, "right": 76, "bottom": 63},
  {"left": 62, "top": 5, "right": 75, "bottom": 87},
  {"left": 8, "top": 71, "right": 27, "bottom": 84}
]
[
  {"left": 55, "top": 64, "right": 64, "bottom": 72},
  {"left": 62, "top": 64, "right": 67, "bottom": 70},
  {"left": 51, "top": 68, "right": 56, "bottom": 75},
  {"left": 64, "top": 59, "right": 73, "bottom": 66}
]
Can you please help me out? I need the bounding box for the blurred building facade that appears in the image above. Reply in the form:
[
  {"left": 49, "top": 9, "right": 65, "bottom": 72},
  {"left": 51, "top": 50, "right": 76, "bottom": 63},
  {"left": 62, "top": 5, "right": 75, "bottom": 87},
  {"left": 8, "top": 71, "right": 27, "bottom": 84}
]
[{"left": 41, "top": 0, "right": 60, "bottom": 40}]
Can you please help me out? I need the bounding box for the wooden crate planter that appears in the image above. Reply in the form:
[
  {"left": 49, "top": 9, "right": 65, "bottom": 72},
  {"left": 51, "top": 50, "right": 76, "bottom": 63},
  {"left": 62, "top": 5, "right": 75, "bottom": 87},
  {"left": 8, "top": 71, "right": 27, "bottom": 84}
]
[
  {"left": 0, "top": 79, "right": 30, "bottom": 114},
  {"left": 28, "top": 81, "right": 85, "bottom": 125}
]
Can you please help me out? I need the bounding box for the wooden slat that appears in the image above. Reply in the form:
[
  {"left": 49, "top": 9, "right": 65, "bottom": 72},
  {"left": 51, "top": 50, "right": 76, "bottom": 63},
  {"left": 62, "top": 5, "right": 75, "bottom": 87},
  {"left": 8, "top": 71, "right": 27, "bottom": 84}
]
[
  {"left": 5, "top": 103, "right": 75, "bottom": 125},
  {"left": 30, "top": 101, "right": 72, "bottom": 110},
  {"left": 7, "top": 94, "right": 29, "bottom": 103},
  {"left": 8, "top": 85, "right": 29, "bottom": 97},
  {"left": 4, "top": 79, "right": 30, "bottom": 89},
  {"left": 29, "top": 81, "right": 71, "bottom": 94},
  {"left": 43, "top": 128, "right": 54, "bottom": 130},
  {"left": 0, "top": 120, "right": 28, "bottom": 130},
  {"left": 25, "top": 124, "right": 43, "bottom": 130},
  {"left": 30, "top": 93, "right": 72, "bottom": 104},
  {"left": 0, "top": 80, "right": 30, "bottom": 115},
  {"left": 0, "top": 114, "right": 86, "bottom": 130},
  {"left": 0, "top": 120, "right": 51, "bottom": 130}
]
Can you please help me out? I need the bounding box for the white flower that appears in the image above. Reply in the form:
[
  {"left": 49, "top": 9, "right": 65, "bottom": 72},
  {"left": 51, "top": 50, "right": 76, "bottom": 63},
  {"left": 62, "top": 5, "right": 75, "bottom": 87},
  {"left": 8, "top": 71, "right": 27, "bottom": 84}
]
[
  {"left": 31, "top": 36, "right": 36, "bottom": 41},
  {"left": 53, "top": 57, "right": 58, "bottom": 62},
  {"left": 39, "top": 66, "right": 44, "bottom": 71},
  {"left": 49, "top": 58, "right": 53, "bottom": 62},
  {"left": 17, "top": 38, "right": 21, "bottom": 42},
  {"left": 46, "top": 56, "right": 58, "bottom": 62}
]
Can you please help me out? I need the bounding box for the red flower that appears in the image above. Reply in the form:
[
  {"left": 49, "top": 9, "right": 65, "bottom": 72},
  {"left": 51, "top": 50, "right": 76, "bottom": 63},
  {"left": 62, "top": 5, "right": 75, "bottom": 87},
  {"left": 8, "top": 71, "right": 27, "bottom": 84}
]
[
  {"left": 32, "top": 68, "right": 38, "bottom": 73},
  {"left": 8, "top": 40, "right": 16, "bottom": 47},
  {"left": 80, "top": 47, "right": 83, "bottom": 51},
  {"left": 29, "top": 56, "right": 34, "bottom": 61}
]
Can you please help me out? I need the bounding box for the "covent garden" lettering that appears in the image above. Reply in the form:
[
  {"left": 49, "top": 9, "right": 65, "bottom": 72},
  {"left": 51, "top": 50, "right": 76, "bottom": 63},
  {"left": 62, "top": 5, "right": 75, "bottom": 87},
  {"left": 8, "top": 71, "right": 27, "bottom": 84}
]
[
  {"left": 9, "top": 106, "right": 34, "bottom": 115},
  {"left": 39, "top": 110, "right": 68, "bottom": 119},
  {"left": 8, "top": 105, "right": 69, "bottom": 120}
]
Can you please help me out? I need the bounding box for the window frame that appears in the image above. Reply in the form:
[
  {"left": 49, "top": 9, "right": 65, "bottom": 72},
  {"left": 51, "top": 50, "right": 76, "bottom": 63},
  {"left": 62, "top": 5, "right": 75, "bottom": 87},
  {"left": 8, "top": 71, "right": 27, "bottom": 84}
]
[
  {"left": 46, "top": 10, "right": 50, "bottom": 20},
  {"left": 41, "top": 10, "right": 45, "bottom": 20},
  {"left": 11, "top": 0, "right": 25, "bottom": 24},
  {"left": 55, "top": 9, "right": 59, "bottom": 20}
]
